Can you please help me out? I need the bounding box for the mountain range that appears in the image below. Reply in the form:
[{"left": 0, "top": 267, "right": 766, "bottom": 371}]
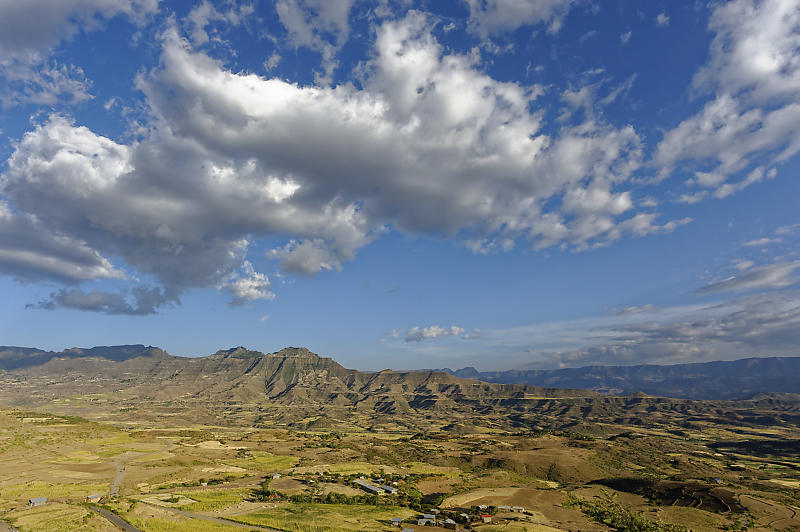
[
  {"left": 434, "top": 356, "right": 800, "bottom": 400},
  {"left": 1, "top": 345, "right": 799, "bottom": 432}
]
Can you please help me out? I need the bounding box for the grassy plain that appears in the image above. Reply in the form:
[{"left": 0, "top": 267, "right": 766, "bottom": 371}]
[{"left": 1, "top": 400, "right": 800, "bottom": 532}]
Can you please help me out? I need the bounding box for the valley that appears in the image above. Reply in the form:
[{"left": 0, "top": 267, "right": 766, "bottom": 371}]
[{"left": 0, "top": 346, "right": 799, "bottom": 531}]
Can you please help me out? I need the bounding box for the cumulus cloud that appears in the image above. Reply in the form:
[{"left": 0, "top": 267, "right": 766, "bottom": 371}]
[
  {"left": 0, "top": 14, "right": 685, "bottom": 311},
  {"left": 697, "top": 261, "right": 800, "bottom": 294},
  {"left": 404, "top": 325, "right": 466, "bottom": 343},
  {"left": 0, "top": 60, "right": 92, "bottom": 107},
  {"left": 275, "top": 0, "right": 355, "bottom": 83},
  {"left": 0, "top": 0, "right": 159, "bottom": 107},
  {"left": 465, "top": 0, "right": 577, "bottom": 37},
  {"left": 0, "top": 0, "right": 158, "bottom": 58},
  {"left": 269, "top": 236, "right": 368, "bottom": 276},
  {"left": 186, "top": 0, "right": 254, "bottom": 47},
  {"left": 655, "top": 96, "right": 800, "bottom": 187},
  {"left": 0, "top": 201, "right": 124, "bottom": 283},
  {"left": 28, "top": 285, "right": 173, "bottom": 315},
  {"left": 655, "top": 0, "right": 800, "bottom": 199},
  {"left": 225, "top": 261, "right": 275, "bottom": 305}
]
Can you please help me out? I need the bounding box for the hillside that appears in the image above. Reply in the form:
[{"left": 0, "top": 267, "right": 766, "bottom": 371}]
[
  {"left": 0, "top": 345, "right": 595, "bottom": 430},
  {"left": 1, "top": 345, "right": 800, "bottom": 435},
  {"left": 436, "top": 356, "right": 800, "bottom": 400}
]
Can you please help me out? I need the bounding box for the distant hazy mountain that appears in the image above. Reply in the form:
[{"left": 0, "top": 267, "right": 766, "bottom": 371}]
[{"left": 433, "top": 357, "right": 800, "bottom": 400}]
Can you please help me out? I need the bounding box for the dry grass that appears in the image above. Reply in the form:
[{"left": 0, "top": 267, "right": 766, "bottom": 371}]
[
  {"left": 231, "top": 503, "right": 414, "bottom": 531},
  {"left": 3, "top": 503, "right": 108, "bottom": 532}
]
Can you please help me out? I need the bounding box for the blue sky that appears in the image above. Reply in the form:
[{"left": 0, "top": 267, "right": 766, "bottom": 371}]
[{"left": 0, "top": 0, "right": 799, "bottom": 370}]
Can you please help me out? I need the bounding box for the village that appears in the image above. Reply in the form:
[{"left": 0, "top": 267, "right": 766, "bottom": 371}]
[
  {"left": 21, "top": 474, "right": 536, "bottom": 531},
  {"left": 251, "top": 468, "right": 538, "bottom": 530}
]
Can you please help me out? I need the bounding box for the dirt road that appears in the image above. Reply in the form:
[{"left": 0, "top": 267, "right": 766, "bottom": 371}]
[
  {"left": 89, "top": 506, "right": 143, "bottom": 532},
  {"left": 138, "top": 501, "right": 281, "bottom": 530}
]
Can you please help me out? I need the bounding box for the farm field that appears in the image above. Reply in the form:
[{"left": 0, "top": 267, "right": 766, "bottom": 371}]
[{"left": 1, "top": 403, "right": 800, "bottom": 532}]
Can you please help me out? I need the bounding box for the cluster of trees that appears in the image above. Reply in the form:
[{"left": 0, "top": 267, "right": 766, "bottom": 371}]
[
  {"left": 251, "top": 479, "right": 283, "bottom": 501},
  {"left": 566, "top": 492, "right": 688, "bottom": 532}
]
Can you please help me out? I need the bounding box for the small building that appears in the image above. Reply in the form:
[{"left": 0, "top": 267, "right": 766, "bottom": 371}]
[
  {"left": 272, "top": 473, "right": 281, "bottom": 479},
  {"left": 512, "top": 506, "right": 525, "bottom": 512},
  {"left": 86, "top": 494, "right": 103, "bottom": 503},
  {"left": 402, "top": 529, "right": 415, "bottom": 532},
  {"left": 417, "top": 519, "right": 431, "bottom": 526},
  {"left": 498, "top": 505, "right": 511, "bottom": 511},
  {"left": 442, "top": 518, "right": 459, "bottom": 529},
  {"left": 381, "top": 484, "right": 398, "bottom": 494},
  {"left": 480, "top": 514, "right": 492, "bottom": 523},
  {"left": 423, "top": 513, "right": 436, "bottom": 520},
  {"left": 391, "top": 517, "right": 404, "bottom": 527},
  {"left": 353, "top": 479, "right": 383, "bottom": 495},
  {"left": 28, "top": 497, "right": 47, "bottom": 507}
]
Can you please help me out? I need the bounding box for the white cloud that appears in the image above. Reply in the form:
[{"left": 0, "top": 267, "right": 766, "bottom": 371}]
[
  {"left": 639, "top": 197, "right": 657, "bottom": 208},
  {"left": 655, "top": 0, "right": 800, "bottom": 200},
  {"left": 275, "top": 0, "right": 355, "bottom": 84},
  {"left": 0, "top": 59, "right": 92, "bottom": 107},
  {"left": 678, "top": 191, "right": 708, "bottom": 204},
  {"left": 620, "top": 31, "right": 631, "bottom": 44},
  {"left": 559, "top": 74, "right": 636, "bottom": 123},
  {"left": 0, "top": 0, "right": 158, "bottom": 59},
  {"left": 465, "top": 0, "right": 576, "bottom": 37},
  {"left": 655, "top": 12, "right": 669, "bottom": 27},
  {"left": 538, "top": 292, "right": 800, "bottom": 367},
  {"left": 402, "top": 291, "right": 800, "bottom": 369},
  {"left": 742, "top": 237, "right": 781, "bottom": 247},
  {"left": 225, "top": 261, "right": 275, "bottom": 305},
  {"left": 775, "top": 224, "right": 800, "bottom": 236},
  {"left": 0, "top": 15, "right": 683, "bottom": 310},
  {"left": 775, "top": 223, "right": 800, "bottom": 236},
  {"left": 698, "top": 261, "right": 800, "bottom": 293},
  {"left": 693, "top": 0, "right": 800, "bottom": 104},
  {"left": 714, "top": 166, "right": 776, "bottom": 198},
  {"left": 615, "top": 304, "right": 656, "bottom": 316},
  {"left": 28, "top": 285, "right": 172, "bottom": 315},
  {"left": 0, "top": 0, "right": 158, "bottom": 108},
  {"left": 655, "top": 95, "right": 800, "bottom": 186},
  {"left": 264, "top": 52, "right": 281, "bottom": 71},
  {"left": 0, "top": 200, "right": 125, "bottom": 283},
  {"left": 404, "top": 325, "right": 465, "bottom": 343},
  {"left": 186, "top": 0, "right": 254, "bottom": 46},
  {"left": 269, "top": 233, "right": 371, "bottom": 276}
]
